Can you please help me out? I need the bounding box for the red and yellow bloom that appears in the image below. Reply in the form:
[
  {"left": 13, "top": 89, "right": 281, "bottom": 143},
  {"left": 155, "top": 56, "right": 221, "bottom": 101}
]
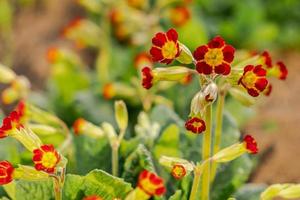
[
  {"left": 171, "top": 164, "right": 186, "bottom": 179},
  {"left": 32, "top": 144, "right": 61, "bottom": 173},
  {"left": 238, "top": 65, "right": 268, "bottom": 97},
  {"left": 268, "top": 61, "right": 288, "bottom": 80},
  {"left": 46, "top": 47, "right": 60, "bottom": 63},
  {"left": 243, "top": 135, "right": 258, "bottom": 154},
  {"left": 193, "top": 36, "right": 235, "bottom": 75},
  {"left": 73, "top": 118, "right": 87, "bottom": 135},
  {"left": 137, "top": 170, "right": 166, "bottom": 196},
  {"left": 261, "top": 51, "right": 272, "bottom": 68},
  {"left": 62, "top": 17, "right": 83, "bottom": 37},
  {"left": 0, "top": 160, "right": 14, "bottom": 185},
  {"left": 83, "top": 195, "right": 103, "bottom": 200},
  {"left": 150, "top": 29, "right": 180, "bottom": 64},
  {"left": 185, "top": 117, "right": 206, "bottom": 134},
  {"left": 0, "top": 111, "right": 23, "bottom": 138}
]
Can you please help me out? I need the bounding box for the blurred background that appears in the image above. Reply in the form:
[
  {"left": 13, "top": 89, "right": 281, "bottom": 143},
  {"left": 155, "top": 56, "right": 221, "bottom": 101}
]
[{"left": 0, "top": 0, "right": 299, "bottom": 185}]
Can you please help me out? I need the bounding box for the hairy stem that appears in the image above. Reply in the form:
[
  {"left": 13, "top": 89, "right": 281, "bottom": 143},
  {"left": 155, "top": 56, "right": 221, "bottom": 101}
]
[
  {"left": 201, "top": 105, "right": 212, "bottom": 200},
  {"left": 112, "top": 142, "right": 119, "bottom": 176},
  {"left": 211, "top": 92, "right": 226, "bottom": 182}
]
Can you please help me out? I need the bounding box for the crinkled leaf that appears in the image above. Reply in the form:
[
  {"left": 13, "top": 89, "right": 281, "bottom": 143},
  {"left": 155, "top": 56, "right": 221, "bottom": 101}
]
[
  {"left": 15, "top": 180, "right": 54, "bottom": 200},
  {"left": 73, "top": 134, "right": 111, "bottom": 175},
  {"left": 122, "top": 144, "right": 155, "bottom": 185}
]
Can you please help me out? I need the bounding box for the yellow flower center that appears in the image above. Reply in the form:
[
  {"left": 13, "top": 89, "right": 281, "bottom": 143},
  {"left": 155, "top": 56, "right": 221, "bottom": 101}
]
[
  {"left": 204, "top": 48, "right": 224, "bottom": 66},
  {"left": 172, "top": 165, "right": 184, "bottom": 177},
  {"left": 242, "top": 72, "right": 257, "bottom": 88},
  {"left": 41, "top": 152, "right": 58, "bottom": 168},
  {"left": 161, "top": 41, "right": 178, "bottom": 59},
  {"left": 139, "top": 179, "right": 156, "bottom": 194}
]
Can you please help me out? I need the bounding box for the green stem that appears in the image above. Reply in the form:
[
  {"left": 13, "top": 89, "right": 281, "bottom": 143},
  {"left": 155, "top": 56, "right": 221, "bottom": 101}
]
[
  {"left": 201, "top": 105, "right": 212, "bottom": 200},
  {"left": 112, "top": 142, "right": 119, "bottom": 176},
  {"left": 211, "top": 92, "right": 226, "bottom": 182},
  {"left": 53, "top": 176, "right": 62, "bottom": 200},
  {"left": 189, "top": 168, "right": 201, "bottom": 200}
]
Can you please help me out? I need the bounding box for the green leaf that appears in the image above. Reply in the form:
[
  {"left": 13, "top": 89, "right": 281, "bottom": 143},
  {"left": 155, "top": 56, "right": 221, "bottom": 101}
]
[
  {"left": 63, "top": 170, "right": 132, "bottom": 200},
  {"left": 15, "top": 180, "right": 54, "bottom": 200},
  {"left": 122, "top": 144, "right": 155, "bottom": 185},
  {"left": 168, "top": 190, "right": 182, "bottom": 200},
  {"left": 73, "top": 134, "right": 111, "bottom": 175},
  {"left": 211, "top": 155, "right": 254, "bottom": 200},
  {"left": 233, "top": 184, "right": 267, "bottom": 200},
  {"left": 154, "top": 124, "right": 181, "bottom": 159}
]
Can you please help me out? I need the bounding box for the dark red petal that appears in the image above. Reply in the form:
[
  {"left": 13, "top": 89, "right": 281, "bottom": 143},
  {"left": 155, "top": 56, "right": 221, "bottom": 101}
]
[
  {"left": 193, "top": 45, "right": 208, "bottom": 60},
  {"left": 196, "top": 61, "right": 213, "bottom": 75},
  {"left": 247, "top": 88, "right": 259, "bottom": 97},
  {"left": 152, "top": 33, "right": 167, "bottom": 47},
  {"left": 41, "top": 144, "right": 54, "bottom": 152},
  {"left": 253, "top": 65, "right": 266, "bottom": 76},
  {"left": 155, "top": 186, "right": 166, "bottom": 195},
  {"left": 262, "top": 51, "right": 272, "bottom": 68},
  {"left": 32, "top": 154, "right": 43, "bottom": 162},
  {"left": 166, "top": 28, "right": 178, "bottom": 42},
  {"left": 244, "top": 65, "right": 254, "bottom": 73},
  {"left": 222, "top": 45, "right": 235, "bottom": 63},
  {"left": 161, "top": 58, "right": 173, "bottom": 64},
  {"left": 150, "top": 47, "right": 163, "bottom": 61},
  {"left": 215, "top": 63, "right": 231, "bottom": 75},
  {"left": 208, "top": 36, "right": 225, "bottom": 49},
  {"left": 255, "top": 78, "right": 268, "bottom": 92},
  {"left": 277, "top": 61, "right": 288, "bottom": 80}
]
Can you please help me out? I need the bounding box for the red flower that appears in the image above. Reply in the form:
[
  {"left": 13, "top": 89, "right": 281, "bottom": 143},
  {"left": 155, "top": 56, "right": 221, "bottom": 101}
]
[
  {"left": 171, "top": 164, "right": 186, "bottom": 179},
  {"left": 261, "top": 51, "right": 272, "bottom": 68},
  {"left": 238, "top": 65, "right": 268, "bottom": 97},
  {"left": 138, "top": 170, "right": 166, "bottom": 196},
  {"left": 185, "top": 117, "right": 206, "bottom": 134},
  {"left": 82, "top": 195, "right": 103, "bottom": 200},
  {"left": 32, "top": 144, "right": 61, "bottom": 173},
  {"left": 73, "top": 118, "right": 86, "bottom": 135},
  {"left": 272, "top": 61, "right": 288, "bottom": 80},
  {"left": 193, "top": 36, "right": 235, "bottom": 75},
  {"left": 141, "top": 67, "right": 154, "bottom": 89},
  {"left": 134, "top": 52, "right": 153, "bottom": 69},
  {"left": 62, "top": 17, "right": 83, "bottom": 37},
  {"left": 150, "top": 29, "right": 180, "bottom": 64},
  {"left": 46, "top": 47, "right": 59, "bottom": 63},
  {"left": 0, "top": 160, "right": 14, "bottom": 185},
  {"left": 243, "top": 135, "right": 258, "bottom": 154},
  {"left": 0, "top": 111, "right": 23, "bottom": 138},
  {"left": 170, "top": 6, "right": 191, "bottom": 27}
]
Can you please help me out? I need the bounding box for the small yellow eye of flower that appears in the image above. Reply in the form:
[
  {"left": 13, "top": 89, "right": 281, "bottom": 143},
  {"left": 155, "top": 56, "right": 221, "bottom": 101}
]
[
  {"left": 171, "top": 164, "right": 186, "bottom": 179},
  {"left": 33, "top": 144, "right": 60, "bottom": 173},
  {"left": 204, "top": 48, "right": 224, "bottom": 66},
  {"left": 41, "top": 152, "right": 58, "bottom": 168},
  {"left": 162, "top": 41, "right": 178, "bottom": 59}
]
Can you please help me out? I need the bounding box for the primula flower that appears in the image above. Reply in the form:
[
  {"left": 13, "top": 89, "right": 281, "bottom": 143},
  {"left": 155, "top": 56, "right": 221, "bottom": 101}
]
[
  {"left": 62, "top": 17, "right": 83, "bottom": 37},
  {"left": 268, "top": 61, "right": 288, "bottom": 80},
  {"left": 185, "top": 117, "right": 206, "bottom": 134},
  {"left": 141, "top": 67, "right": 153, "bottom": 89},
  {"left": 261, "top": 51, "right": 272, "bottom": 68},
  {"left": 193, "top": 36, "right": 235, "bottom": 75},
  {"left": 170, "top": 6, "right": 190, "bottom": 27},
  {"left": 171, "top": 164, "right": 186, "bottom": 179},
  {"left": 73, "top": 118, "right": 87, "bottom": 135},
  {"left": 33, "top": 144, "right": 61, "bottom": 173},
  {"left": 243, "top": 134, "right": 258, "bottom": 154},
  {"left": 83, "top": 195, "right": 103, "bottom": 200},
  {"left": 134, "top": 52, "right": 153, "bottom": 69},
  {"left": 263, "top": 84, "right": 273, "bottom": 96},
  {"left": 150, "top": 29, "right": 180, "bottom": 64},
  {"left": 103, "top": 83, "right": 116, "bottom": 99},
  {"left": 0, "top": 160, "right": 14, "bottom": 185},
  {"left": 137, "top": 170, "right": 166, "bottom": 196},
  {"left": 238, "top": 65, "right": 268, "bottom": 97},
  {"left": 0, "top": 111, "right": 23, "bottom": 138},
  {"left": 46, "top": 47, "right": 60, "bottom": 63}
]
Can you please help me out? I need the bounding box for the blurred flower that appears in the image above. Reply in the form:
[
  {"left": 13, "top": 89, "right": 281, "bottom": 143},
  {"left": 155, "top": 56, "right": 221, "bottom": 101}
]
[
  {"left": 268, "top": 61, "right": 288, "bottom": 80},
  {"left": 243, "top": 134, "right": 258, "bottom": 154},
  {"left": 127, "top": 0, "right": 147, "bottom": 9},
  {"left": 185, "top": 117, "right": 206, "bottom": 134},
  {"left": 109, "top": 8, "right": 124, "bottom": 25},
  {"left": 150, "top": 29, "right": 180, "bottom": 64},
  {"left": 238, "top": 65, "right": 268, "bottom": 97},
  {"left": 103, "top": 83, "right": 116, "bottom": 99},
  {"left": 46, "top": 47, "right": 60, "bottom": 63},
  {"left": 134, "top": 52, "right": 153, "bottom": 69},
  {"left": 0, "top": 111, "right": 23, "bottom": 138},
  {"left": 114, "top": 100, "right": 128, "bottom": 131},
  {"left": 73, "top": 118, "right": 87, "bottom": 135},
  {"left": 33, "top": 144, "right": 61, "bottom": 173},
  {"left": 180, "top": 73, "right": 193, "bottom": 85},
  {"left": 193, "top": 36, "right": 235, "bottom": 75},
  {"left": 138, "top": 170, "right": 166, "bottom": 196},
  {"left": 0, "top": 160, "right": 14, "bottom": 185},
  {"left": 263, "top": 84, "right": 272, "bottom": 96},
  {"left": 169, "top": 6, "right": 190, "bottom": 27},
  {"left": 261, "top": 51, "right": 272, "bottom": 68},
  {"left": 0, "top": 64, "right": 16, "bottom": 84},
  {"left": 2, "top": 76, "right": 30, "bottom": 105},
  {"left": 141, "top": 66, "right": 192, "bottom": 89},
  {"left": 62, "top": 17, "right": 83, "bottom": 37},
  {"left": 171, "top": 164, "right": 187, "bottom": 179},
  {"left": 82, "top": 195, "right": 103, "bottom": 200}
]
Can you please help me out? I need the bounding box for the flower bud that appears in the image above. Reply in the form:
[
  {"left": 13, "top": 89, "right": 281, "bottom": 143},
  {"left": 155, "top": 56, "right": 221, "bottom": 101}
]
[
  {"left": 176, "top": 43, "right": 193, "bottom": 64},
  {"left": 229, "top": 87, "right": 256, "bottom": 106},
  {"left": 114, "top": 100, "right": 128, "bottom": 131},
  {"left": 261, "top": 184, "right": 300, "bottom": 200},
  {"left": 72, "top": 118, "right": 104, "bottom": 138},
  {"left": 102, "top": 82, "right": 136, "bottom": 100},
  {"left": 190, "top": 82, "right": 218, "bottom": 115},
  {"left": 0, "top": 64, "right": 16, "bottom": 84},
  {"left": 159, "top": 156, "right": 193, "bottom": 179},
  {"left": 102, "top": 122, "right": 118, "bottom": 146}
]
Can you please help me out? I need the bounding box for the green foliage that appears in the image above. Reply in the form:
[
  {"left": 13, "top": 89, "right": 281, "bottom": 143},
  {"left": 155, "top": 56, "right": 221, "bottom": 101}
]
[
  {"left": 15, "top": 180, "right": 54, "bottom": 200},
  {"left": 233, "top": 184, "right": 267, "bottom": 200}
]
